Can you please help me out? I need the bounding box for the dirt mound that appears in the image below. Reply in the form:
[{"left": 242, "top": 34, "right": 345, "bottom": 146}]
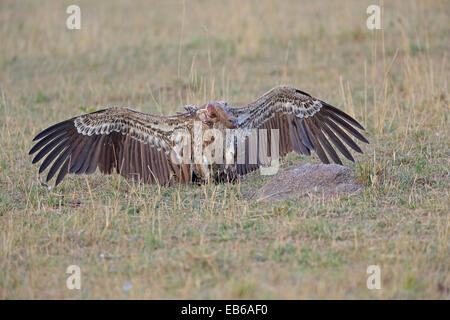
[{"left": 252, "top": 163, "right": 363, "bottom": 202}]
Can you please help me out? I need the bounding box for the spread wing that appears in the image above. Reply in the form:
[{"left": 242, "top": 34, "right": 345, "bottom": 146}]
[
  {"left": 29, "top": 107, "right": 192, "bottom": 186},
  {"left": 226, "top": 85, "right": 369, "bottom": 175}
]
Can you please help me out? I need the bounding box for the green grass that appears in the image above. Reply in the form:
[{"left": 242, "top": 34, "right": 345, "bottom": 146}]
[{"left": 0, "top": 0, "right": 449, "bottom": 299}]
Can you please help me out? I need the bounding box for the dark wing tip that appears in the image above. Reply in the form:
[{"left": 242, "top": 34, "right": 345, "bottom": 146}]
[
  {"left": 32, "top": 119, "right": 73, "bottom": 142},
  {"left": 321, "top": 106, "right": 369, "bottom": 145},
  {"left": 321, "top": 102, "right": 366, "bottom": 131}
]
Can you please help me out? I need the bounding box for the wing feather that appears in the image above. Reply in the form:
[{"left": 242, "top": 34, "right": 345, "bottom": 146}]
[
  {"left": 227, "top": 85, "right": 368, "bottom": 175},
  {"left": 29, "top": 107, "right": 193, "bottom": 186},
  {"left": 47, "top": 137, "right": 78, "bottom": 182},
  {"left": 310, "top": 117, "right": 342, "bottom": 165},
  {"left": 322, "top": 116, "right": 363, "bottom": 153},
  {"left": 303, "top": 118, "right": 329, "bottom": 164},
  {"left": 32, "top": 132, "right": 70, "bottom": 164},
  {"left": 316, "top": 114, "right": 354, "bottom": 162},
  {"left": 321, "top": 109, "right": 369, "bottom": 144}
]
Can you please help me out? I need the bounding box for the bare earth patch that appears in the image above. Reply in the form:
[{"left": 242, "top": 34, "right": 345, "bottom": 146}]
[{"left": 252, "top": 163, "right": 363, "bottom": 202}]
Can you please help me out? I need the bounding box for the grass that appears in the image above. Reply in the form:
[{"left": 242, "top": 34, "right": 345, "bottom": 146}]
[{"left": 0, "top": 0, "right": 449, "bottom": 299}]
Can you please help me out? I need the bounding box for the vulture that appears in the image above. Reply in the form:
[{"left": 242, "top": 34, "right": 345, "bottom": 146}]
[{"left": 29, "top": 85, "right": 369, "bottom": 187}]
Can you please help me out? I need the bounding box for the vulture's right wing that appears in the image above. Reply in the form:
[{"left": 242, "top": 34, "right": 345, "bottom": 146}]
[{"left": 29, "top": 107, "right": 192, "bottom": 186}]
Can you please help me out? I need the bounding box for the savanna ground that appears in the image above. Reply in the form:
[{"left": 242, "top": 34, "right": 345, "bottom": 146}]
[{"left": 0, "top": 0, "right": 449, "bottom": 299}]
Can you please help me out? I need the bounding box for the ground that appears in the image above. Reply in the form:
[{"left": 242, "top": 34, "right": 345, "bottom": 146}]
[{"left": 0, "top": 0, "right": 449, "bottom": 299}]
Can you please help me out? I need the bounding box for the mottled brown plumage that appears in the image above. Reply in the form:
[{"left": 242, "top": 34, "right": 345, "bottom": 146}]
[{"left": 29, "top": 85, "right": 369, "bottom": 187}]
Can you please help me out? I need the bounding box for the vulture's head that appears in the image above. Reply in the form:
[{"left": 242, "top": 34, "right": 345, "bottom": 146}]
[{"left": 197, "top": 101, "right": 238, "bottom": 129}]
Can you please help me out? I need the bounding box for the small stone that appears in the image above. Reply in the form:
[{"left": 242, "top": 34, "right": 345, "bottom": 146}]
[{"left": 122, "top": 282, "right": 132, "bottom": 292}]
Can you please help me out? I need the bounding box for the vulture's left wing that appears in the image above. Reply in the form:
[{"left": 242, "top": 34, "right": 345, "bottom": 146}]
[
  {"left": 29, "top": 107, "right": 193, "bottom": 186},
  {"left": 226, "top": 85, "right": 368, "bottom": 175}
]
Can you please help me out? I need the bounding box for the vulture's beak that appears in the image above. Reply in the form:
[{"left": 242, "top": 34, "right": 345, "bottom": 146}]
[
  {"left": 206, "top": 104, "right": 214, "bottom": 116},
  {"left": 204, "top": 102, "right": 238, "bottom": 128}
]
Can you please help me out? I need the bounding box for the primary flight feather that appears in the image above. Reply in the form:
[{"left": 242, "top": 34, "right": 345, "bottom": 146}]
[{"left": 29, "top": 85, "right": 369, "bottom": 186}]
